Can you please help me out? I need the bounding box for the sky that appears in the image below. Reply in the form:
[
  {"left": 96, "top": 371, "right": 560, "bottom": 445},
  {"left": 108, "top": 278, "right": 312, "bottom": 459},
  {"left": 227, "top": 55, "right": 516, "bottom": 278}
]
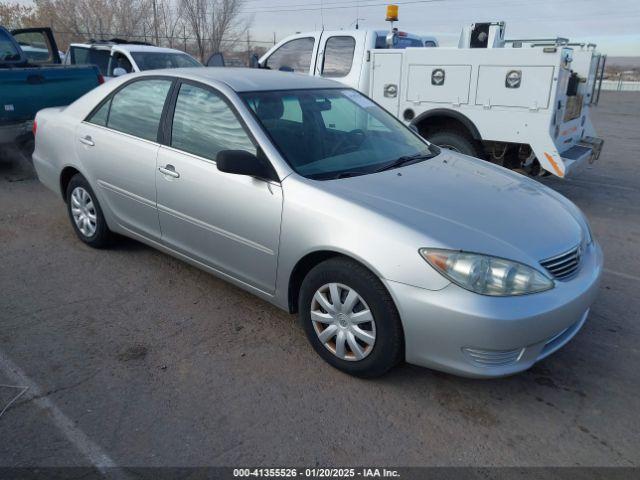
[
  {"left": 12, "top": 0, "right": 640, "bottom": 56},
  {"left": 241, "top": 0, "right": 640, "bottom": 56}
]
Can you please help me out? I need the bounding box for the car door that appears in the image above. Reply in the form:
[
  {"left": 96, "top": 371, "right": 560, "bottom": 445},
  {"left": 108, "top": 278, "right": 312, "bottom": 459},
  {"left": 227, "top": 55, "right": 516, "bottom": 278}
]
[
  {"left": 262, "top": 35, "right": 319, "bottom": 74},
  {"left": 76, "top": 77, "right": 174, "bottom": 240},
  {"left": 155, "top": 81, "right": 283, "bottom": 294},
  {"left": 11, "top": 28, "right": 61, "bottom": 64}
]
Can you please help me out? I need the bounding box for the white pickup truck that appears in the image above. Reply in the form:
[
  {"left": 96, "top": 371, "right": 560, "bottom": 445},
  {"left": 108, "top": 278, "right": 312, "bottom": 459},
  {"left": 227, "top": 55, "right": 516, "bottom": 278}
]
[
  {"left": 258, "top": 22, "right": 605, "bottom": 178},
  {"left": 65, "top": 40, "right": 202, "bottom": 80}
]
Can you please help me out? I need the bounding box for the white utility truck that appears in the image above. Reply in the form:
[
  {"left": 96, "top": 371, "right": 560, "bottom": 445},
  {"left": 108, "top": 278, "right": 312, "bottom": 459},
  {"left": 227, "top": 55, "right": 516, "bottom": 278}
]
[
  {"left": 258, "top": 13, "right": 605, "bottom": 178},
  {"left": 65, "top": 40, "right": 202, "bottom": 80}
]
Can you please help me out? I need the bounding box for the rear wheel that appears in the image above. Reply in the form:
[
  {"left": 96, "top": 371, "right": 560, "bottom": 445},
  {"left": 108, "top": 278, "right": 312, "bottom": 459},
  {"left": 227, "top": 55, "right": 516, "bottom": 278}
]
[
  {"left": 299, "top": 257, "right": 404, "bottom": 378},
  {"left": 66, "top": 174, "right": 114, "bottom": 248},
  {"left": 426, "top": 130, "right": 482, "bottom": 158}
]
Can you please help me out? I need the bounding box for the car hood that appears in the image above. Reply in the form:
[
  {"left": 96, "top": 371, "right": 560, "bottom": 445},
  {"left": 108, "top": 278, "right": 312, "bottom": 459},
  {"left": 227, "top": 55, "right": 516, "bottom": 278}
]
[{"left": 324, "top": 151, "right": 585, "bottom": 264}]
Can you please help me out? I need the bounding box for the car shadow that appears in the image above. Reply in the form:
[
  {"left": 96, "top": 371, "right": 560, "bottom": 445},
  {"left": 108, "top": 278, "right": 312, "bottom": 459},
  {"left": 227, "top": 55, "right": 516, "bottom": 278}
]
[{"left": 0, "top": 144, "right": 37, "bottom": 182}]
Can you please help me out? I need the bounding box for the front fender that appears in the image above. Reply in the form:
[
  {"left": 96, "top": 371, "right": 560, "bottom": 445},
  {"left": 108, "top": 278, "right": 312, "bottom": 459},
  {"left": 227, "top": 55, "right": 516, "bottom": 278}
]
[{"left": 273, "top": 175, "right": 451, "bottom": 309}]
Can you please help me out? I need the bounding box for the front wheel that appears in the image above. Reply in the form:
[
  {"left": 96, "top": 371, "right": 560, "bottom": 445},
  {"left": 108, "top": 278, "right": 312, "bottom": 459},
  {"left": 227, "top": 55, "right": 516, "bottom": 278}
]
[
  {"left": 298, "top": 258, "right": 404, "bottom": 377},
  {"left": 426, "top": 130, "right": 483, "bottom": 158}
]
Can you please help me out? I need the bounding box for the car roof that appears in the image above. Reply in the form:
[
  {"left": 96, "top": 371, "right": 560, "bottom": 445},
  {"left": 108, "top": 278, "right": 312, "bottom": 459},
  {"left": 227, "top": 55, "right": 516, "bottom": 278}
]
[
  {"left": 113, "top": 45, "right": 188, "bottom": 54},
  {"left": 68, "top": 43, "right": 189, "bottom": 54},
  {"left": 143, "top": 67, "right": 345, "bottom": 92}
]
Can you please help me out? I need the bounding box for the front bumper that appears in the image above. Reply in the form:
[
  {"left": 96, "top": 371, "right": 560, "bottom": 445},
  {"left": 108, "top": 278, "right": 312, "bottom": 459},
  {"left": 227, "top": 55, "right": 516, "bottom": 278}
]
[{"left": 385, "top": 241, "right": 603, "bottom": 378}]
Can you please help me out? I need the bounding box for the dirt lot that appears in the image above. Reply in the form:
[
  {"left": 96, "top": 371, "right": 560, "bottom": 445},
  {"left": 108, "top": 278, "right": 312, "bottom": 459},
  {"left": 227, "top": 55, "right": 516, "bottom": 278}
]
[{"left": 0, "top": 92, "right": 639, "bottom": 470}]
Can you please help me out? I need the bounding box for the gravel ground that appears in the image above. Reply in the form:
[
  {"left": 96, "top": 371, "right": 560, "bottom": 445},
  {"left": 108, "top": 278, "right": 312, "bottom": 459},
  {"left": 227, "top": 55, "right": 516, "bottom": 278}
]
[{"left": 0, "top": 92, "right": 638, "bottom": 469}]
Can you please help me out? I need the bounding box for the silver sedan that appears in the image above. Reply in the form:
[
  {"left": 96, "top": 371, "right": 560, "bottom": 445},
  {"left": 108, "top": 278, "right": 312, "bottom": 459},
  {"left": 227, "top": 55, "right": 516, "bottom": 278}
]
[{"left": 32, "top": 68, "right": 603, "bottom": 377}]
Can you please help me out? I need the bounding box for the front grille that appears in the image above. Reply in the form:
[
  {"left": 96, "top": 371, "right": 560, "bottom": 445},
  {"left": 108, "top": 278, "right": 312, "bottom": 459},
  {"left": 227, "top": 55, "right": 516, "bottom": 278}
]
[
  {"left": 540, "top": 245, "right": 581, "bottom": 280},
  {"left": 462, "top": 347, "right": 524, "bottom": 367}
]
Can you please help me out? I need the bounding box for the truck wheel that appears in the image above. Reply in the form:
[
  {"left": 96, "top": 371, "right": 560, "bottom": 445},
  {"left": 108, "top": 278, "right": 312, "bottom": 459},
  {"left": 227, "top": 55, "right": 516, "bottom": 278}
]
[
  {"left": 66, "top": 174, "right": 114, "bottom": 248},
  {"left": 426, "top": 130, "right": 482, "bottom": 158},
  {"left": 298, "top": 257, "right": 404, "bottom": 378}
]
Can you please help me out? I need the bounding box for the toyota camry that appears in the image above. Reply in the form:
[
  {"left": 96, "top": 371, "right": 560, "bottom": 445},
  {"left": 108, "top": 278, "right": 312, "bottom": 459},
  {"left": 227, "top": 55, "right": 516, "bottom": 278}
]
[{"left": 32, "top": 68, "right": 603, "bottom": 377}]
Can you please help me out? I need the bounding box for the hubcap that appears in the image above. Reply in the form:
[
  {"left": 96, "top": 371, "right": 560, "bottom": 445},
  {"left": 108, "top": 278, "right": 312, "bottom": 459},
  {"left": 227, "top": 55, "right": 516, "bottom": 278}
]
[
  {"left": 70, "top": 187, "right": 97, "bottom": 238},
  {"left": 310, "top": 283, "right": 376, "bottom": 361}
]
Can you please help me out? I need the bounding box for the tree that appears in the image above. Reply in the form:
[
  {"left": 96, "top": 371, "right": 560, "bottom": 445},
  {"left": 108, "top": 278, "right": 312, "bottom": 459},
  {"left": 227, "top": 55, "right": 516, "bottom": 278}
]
[
  {"left": 157, "top": 0, "right": 185, "bottom": 48},
  {"left": 209, "top": 0, "right": 248, "bottom": 56},
  {"left": 179, "top": 0, "right": 249, "bottom": 62},
  {"left": 28, "top": 0, "right": 154, "bottom": 49},
  {"left": 0, "top": 2, "right": 36, "bottom": 30}
]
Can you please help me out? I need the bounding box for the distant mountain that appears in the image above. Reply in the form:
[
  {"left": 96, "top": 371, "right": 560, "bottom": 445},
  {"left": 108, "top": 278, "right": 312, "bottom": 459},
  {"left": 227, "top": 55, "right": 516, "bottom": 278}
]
[{"left": 606, "top": 57, "right": 640, "bottom": 68}]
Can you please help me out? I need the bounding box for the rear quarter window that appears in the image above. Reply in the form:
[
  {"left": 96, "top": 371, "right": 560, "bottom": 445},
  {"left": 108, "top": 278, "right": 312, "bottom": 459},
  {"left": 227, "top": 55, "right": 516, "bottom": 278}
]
[
  {"left": 91, "top": 79, "right": 173, "bottom": 142},
  {"left": 70, "top": 47, "right": 110, "bottom": 75},
  {"left": 322, "top": 36, "right": 356, "bottom": 78}
]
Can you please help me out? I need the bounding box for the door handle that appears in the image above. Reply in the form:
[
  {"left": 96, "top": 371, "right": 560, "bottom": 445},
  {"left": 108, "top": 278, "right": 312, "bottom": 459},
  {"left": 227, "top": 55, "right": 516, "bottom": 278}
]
[
  {"left": 79, "top": 135, "right": 95, "bottom": 146},
  {"left": 158, "top": 164, "right": 180, "bottom": 178}
]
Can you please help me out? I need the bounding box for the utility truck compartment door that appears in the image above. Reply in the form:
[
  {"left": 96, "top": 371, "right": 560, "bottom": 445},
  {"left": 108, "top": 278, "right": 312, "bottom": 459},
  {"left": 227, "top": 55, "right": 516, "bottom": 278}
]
[
  {"left": 406, "top": 65, "right": 471, "bottom": 104},
  {"left": 476, "top": 65, "right": 554, "bottom": 109},
  {"left": 370, "top": 53, "right": 402, "bottom": 116}
]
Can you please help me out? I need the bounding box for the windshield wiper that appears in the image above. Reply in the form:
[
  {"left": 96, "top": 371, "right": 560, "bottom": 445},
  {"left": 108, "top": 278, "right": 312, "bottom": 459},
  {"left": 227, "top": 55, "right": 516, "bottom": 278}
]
[
  {"left": 335, "top": 171, "right": 367, "bottom": 179},
  {"left": 316, "top": 152, "right": 435, "bottom": 180},
  {"left": 373, "top": 153, "right": 435, "bottom": 173}
]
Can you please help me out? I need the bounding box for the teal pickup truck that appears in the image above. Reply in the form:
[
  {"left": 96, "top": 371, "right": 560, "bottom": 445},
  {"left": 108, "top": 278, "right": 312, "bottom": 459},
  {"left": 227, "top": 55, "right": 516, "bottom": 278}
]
[{"left": 1, "top": 27, "right": 103, "bottom": 150}]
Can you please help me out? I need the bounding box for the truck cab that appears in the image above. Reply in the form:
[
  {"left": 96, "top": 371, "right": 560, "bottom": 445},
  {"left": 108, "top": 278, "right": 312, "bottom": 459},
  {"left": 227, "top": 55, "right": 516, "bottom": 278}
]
[
  {"left": 259, "top": 21, "right": 604, "bottom": 178},
  {"left": 0, "top": 26, "right": 102, "bottom": 150},
  {"left": 260, "top": 30, "right": 436, "bottom": 93}
]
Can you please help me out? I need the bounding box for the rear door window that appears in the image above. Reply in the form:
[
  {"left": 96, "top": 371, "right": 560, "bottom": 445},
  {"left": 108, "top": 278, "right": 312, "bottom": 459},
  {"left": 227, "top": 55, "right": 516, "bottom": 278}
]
[
  {"left": 106, "top": 79, "right": 173, "bottom": 141},
  {"left": 87, "top": 101, "right": 110, "bottom": 127},
  {"left": 322, "top": 36, "right": 355, "bottom": 78}
]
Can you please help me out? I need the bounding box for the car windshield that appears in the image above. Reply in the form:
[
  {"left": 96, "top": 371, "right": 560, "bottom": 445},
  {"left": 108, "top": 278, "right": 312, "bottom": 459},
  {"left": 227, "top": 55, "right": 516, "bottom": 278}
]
[
  {"left": 242, "top": 88, "right": 438, "bottom": 180},
  {"left": 0, "top": 30, "right": 22, "bottom": 62},
  {"left": 131, "top": 52, "right": 202, "bottom": 71}
]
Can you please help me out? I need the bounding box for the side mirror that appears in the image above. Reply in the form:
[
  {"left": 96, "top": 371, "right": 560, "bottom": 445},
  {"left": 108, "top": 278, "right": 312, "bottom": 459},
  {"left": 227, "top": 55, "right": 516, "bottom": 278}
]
[
  {"left": 386, "top": 29, "right": 399, "bottom": 48},
  {"left": 216, "top": 150, "right": 276, "bottom": 181},
  {"left": 250, "top": 54, "right": 260, "bottom": 69},
  {"left": 113, "top": 67, "right": 127, "bottom": 77},
  {"left": 206, "top": 52, "right": 225, "bottom": 67}
]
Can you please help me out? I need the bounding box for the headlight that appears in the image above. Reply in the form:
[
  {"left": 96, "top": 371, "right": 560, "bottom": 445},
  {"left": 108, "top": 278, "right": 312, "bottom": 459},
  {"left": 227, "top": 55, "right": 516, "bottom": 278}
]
[
  {"left": 581, "top": 214, "right": 594, "bottom": 246},
  {"left": 420, "top": 249, "right": 554, "bottom": 296}
]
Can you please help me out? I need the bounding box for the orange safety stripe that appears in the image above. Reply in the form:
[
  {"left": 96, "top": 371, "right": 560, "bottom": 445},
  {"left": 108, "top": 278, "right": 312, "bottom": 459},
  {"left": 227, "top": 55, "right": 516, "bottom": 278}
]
[{"left": 544, "top": 152, "right": 564, "bottom": 177}]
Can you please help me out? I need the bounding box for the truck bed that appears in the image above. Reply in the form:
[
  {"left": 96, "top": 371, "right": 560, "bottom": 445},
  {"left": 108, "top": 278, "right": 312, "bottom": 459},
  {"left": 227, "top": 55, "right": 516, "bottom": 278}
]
[{"left": 1, "top": 64, "right": 102, "bottom": 125}]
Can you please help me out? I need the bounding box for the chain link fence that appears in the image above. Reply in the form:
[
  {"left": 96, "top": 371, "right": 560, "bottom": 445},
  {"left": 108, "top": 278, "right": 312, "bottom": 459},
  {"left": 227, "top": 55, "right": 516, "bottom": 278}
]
[
  {"left": 600, "top": 79, "right": 640, "bottom": 92},
  {"left": 51, "top": 29, "right": 277, "bottom": 65}
]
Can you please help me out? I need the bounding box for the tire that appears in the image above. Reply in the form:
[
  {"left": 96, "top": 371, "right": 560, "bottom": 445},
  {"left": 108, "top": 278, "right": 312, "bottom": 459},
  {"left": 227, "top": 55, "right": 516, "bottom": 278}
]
[
  {"left": 426, "top": 130, "right": 482, "bottom": 158},
  {"left": 65, "top": 174, "right": 114, "bottom": 248},
  {"left": 298, "top": 257, "right": 404, "bottom": 378}
]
